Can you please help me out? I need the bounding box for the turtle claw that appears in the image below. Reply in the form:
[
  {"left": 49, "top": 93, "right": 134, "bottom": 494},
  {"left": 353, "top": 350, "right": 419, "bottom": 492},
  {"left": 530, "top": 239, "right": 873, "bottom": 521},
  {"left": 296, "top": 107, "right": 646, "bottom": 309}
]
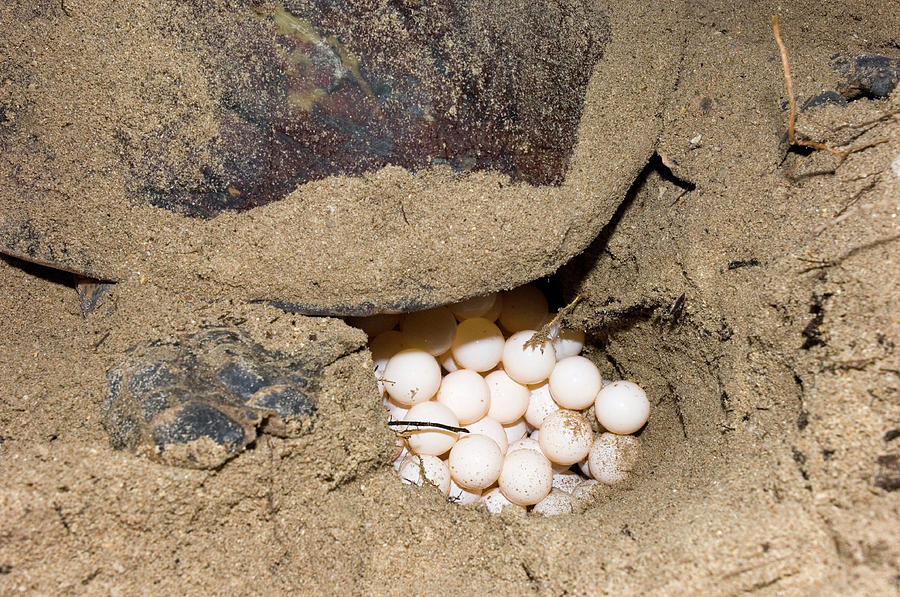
[{"left": 102, "top": 328, "right": 320, "bottom": 468}]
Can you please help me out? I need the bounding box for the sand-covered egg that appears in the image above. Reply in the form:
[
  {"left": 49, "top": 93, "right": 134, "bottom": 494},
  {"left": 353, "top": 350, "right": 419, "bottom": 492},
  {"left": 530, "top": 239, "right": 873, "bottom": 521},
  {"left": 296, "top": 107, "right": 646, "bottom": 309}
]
[
  {"left": 539, "top": 410, "right": 593, "bottom": 465},
  {"left": 498, "top": 448, "right": 553, "bottom": 506},
  {"left": 449, "top": 434, "right": 504, "bottom": 490},
  {"left": 502, "top": 331, "right": 556, "bottom": 385}
]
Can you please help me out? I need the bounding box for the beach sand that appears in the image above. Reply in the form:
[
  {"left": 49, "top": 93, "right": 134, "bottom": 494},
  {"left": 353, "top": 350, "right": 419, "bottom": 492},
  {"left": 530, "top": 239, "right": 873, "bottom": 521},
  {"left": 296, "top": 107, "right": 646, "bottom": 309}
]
[{"left": 1, "top": 0, "right": 898, "bottom": 593}]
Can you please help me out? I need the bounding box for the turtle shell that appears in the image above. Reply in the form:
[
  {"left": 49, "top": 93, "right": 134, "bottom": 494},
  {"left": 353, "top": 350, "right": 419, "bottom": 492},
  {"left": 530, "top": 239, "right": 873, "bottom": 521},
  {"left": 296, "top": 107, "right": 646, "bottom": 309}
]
[{"left": 0, "top": 0, "right": 676, "bottom": 315}]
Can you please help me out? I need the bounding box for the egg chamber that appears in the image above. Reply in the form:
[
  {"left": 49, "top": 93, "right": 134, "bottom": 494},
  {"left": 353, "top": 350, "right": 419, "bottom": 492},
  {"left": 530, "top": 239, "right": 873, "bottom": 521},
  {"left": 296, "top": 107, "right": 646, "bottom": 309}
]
[{"left": 350, "top": 149, "right": 896, "bottom": 591}]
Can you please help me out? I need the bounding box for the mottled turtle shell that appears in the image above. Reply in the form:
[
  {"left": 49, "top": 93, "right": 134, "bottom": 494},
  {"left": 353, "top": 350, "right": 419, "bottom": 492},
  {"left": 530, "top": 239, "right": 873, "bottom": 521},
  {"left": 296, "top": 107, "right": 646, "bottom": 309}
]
[{"left": 0, "top": 0, "right": 675, "bottom": 314}]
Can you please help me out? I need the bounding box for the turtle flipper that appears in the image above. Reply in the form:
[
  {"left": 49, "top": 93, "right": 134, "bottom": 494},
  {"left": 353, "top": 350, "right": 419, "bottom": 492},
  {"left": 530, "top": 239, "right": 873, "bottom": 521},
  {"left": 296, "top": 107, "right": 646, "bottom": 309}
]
[{"left": 102, "top": 328, "right": 320, "bottom": 468}]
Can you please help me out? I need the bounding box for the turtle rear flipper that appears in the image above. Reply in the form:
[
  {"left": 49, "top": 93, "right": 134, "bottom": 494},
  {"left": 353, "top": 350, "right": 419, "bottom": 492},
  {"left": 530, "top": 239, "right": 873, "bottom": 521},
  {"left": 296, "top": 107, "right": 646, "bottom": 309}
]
[{"left": 103, "top": 328, "right": 320, "bottom": 469}]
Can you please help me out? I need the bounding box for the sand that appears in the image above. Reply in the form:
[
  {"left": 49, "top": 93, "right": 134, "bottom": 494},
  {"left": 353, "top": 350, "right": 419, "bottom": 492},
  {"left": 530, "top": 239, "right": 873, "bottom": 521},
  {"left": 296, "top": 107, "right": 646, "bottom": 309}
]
[{"left": 1, "top": 0, "right": 899, "bottom": 594}]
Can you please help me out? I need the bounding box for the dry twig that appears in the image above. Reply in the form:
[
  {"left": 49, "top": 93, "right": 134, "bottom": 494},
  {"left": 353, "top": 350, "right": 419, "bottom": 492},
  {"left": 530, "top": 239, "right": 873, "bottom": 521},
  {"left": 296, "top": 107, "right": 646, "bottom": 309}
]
[{"left": 771, "top": 15, "right": 848, "bottom": 159}]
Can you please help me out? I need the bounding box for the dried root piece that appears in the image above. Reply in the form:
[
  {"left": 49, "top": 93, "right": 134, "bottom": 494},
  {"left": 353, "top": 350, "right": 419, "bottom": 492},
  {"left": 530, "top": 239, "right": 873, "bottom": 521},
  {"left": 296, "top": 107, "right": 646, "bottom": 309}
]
[
  {"left": 772, "top": 15, "right": 848, "bottom": 159},
  {"left": 524, "top": 294, "right": 583, "bottom": 350},
  {"left": 772, "top": 16, "right": 896, "bottom": 161}
]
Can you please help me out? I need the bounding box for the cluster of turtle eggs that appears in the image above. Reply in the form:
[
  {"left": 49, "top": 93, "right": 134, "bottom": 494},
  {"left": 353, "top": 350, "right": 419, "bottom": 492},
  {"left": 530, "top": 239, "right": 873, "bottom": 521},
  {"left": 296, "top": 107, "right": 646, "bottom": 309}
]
[{"left": 349, "top": 285, "right": 649, "bottom": 516}]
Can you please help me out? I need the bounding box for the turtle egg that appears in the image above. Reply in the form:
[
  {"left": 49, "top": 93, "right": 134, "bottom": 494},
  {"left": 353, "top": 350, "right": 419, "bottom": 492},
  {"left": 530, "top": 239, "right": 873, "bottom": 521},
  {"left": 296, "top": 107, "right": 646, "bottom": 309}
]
[
  {"left": 398, "top": 454, "right": 451, "bottom": 497},
  {"left": 549, "top": 356, "right": 602, "bottom": 410},
  {"left": 449, "top": 293, "right": 499, "bottom": 321},
  {"left": 552, "top": 328, "right": 585, "bottom": 359},
  {"left": 485, "top": 370, "right": 530, "bottom": 424},
  {"left": 481, "top": 294, "right": 503, "bottom": 323},
  {"left": 436, "top": 369, "right": 490, "bottom": 425},
  {"left": 552, "top": 471, "right": 584, "bottom": 494},
  {"left": 588, "top": 432, "right": 642, "bottom": 485},
  {"left": 382, "top": 396, "right": 408, "bottom": 421},
  {"left": 451, "top": 317, "right": 504, "bottom": 371},
  {"left": 502, "top": 418, "right": 528, "bottom": 443},
  {"left": 347, "top": 313, "right": 401, "bottom": 338},
  {"left": 594, "top": 380, "right": 650, "bottom": 434},
  {"left": 480, "top": 487, "right": 526, "bottom": 515},
  {"left": 502, "top": 331, "right": 556, "bottom": 385},
  {"left": 531, "top": 490, "right": 575, "bottom": 516},
  {"left": 498, "top": 448, "right": 553, "bottom": 506},
  {"left": 538, "top": 410, "right": 593, "bottom": 466},
  {"left": 393, "top": 445, "right": 408, "bottom": 470},
  {"left": 524, "top": 381, "right": 561, "bottom": 428},
  {"left": 401, "top": 307, "right": 457, "bottom": 356},
  {"left": 499, "top": 285, "right": 549, "bottom": 333},
  {"left": 402, "top": 401, "right": 460, "bottom": 455},
  {"left": 464, "top": 416, "right": 508, "bottom": 454},
  {"left": 571, "top": 479, "right": 607, "bottom": 504},
  {"left": 448, "top": 434, "right": 503, "bottom": 490},
  {"left": 383, "top": 349, "right": 441, "bottom": 406},
  {"left": 449, "top": 479, "right": 482, "bottom": 505},
  {"left": 508, "top": 437, "right": 542, "bottom": 454},
  {"left": 370, "top": 330, "right": 404, "bottom": 395},
  {"left": 438, "top": 350, "right": 459, "bottom": 373}
]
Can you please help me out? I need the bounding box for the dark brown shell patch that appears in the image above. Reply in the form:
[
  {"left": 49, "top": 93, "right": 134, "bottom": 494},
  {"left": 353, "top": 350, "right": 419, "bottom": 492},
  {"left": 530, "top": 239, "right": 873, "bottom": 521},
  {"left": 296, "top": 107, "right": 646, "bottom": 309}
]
[{"left": 127, "top": 1, "right": 610, "bottom": 217}]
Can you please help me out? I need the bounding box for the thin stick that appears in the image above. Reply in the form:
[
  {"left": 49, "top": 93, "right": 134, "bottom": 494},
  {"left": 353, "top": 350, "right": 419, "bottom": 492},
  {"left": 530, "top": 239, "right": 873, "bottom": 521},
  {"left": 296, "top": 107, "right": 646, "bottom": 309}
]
[
  {"left": 387, "top": 420, "right": 470, "bottom": 433},
  {"left": 771, "top": 15, "right": 848, "bottom": 159},
  {"left": 524, "top": 294, "right": 583, "bottom": 350}
]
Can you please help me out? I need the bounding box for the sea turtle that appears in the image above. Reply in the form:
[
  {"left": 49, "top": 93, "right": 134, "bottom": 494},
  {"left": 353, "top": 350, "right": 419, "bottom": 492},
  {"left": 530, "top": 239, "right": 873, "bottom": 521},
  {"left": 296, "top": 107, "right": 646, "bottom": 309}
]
[{"left": 0, "top": 0, "right": 675, "bottom": 467}]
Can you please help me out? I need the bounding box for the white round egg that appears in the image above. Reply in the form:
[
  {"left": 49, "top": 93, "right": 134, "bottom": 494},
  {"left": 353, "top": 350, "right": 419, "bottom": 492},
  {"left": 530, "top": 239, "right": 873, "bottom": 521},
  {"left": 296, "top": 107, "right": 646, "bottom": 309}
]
[
  {"left": 549, "top": 356, "right": 602, "bottom": 410},
  {"left": 552, "top": 328, "right": 585, "bottom": 359},
  {"left": 502, "top": 418, "right": 529, "bottom": 443},
  {"left": 370, "top": 330, "right": 404, "bottom": 395},
  {"left": 508, "top": 437, "right": 542, "bottom": 454},
  {"left": 382, "top": 396, "right": 409, "bottom": 421},
  {"left": 531, "top": 490, "right": 575, "bottom": 516},
  {"left": 383, "top": 349, "right": 442, "bottom": 406},
  {"left": 480, "top": 487, "right": 525, "bottom": 515},
  {"left": 502, "top": 331, "right": 556, "bottom": 385},
  {"left": 498, "top": 448, "right": 553, "bottom": 506},
  {"left": 450, "top": 318, "right": 505, "bottom": 372},
  {"left": 448, "top": 434, "right": 503, "bottom": 490},
  {"left": 524, "top": 381, "right": 561, "bottom": 428},
  {"left": 436, "top": 369, "right": 491, "bottom": 425},
  {"left": 464, "top": 416, "right": 508, "bottom": 455},
  {"left": 538, "top": 410, "right": 593, "bottom": 466},
  {"left": 588, "top": 432, "right": 642, "bottom": 485},
  {"left": 448, "top": 293, "right": 499, "bottom": 321},
  {"left": 594, "top": 380, "right": 650, "bottom": 434},
  {"left": 485, "top": 370, "right": 530, "bottom": 424},
  {"left": 401, "top": 401, "right": 460, "bottom": 456},
  {"left": 449, "top": 479, "right": 482, "bottom": 505},
  {"left": 401, "top": 307, "right": 457, "bottom": 356},
  {"left": 499, "top": 285, "right": 549, "bottom": 333},
  {"left": 397, "top": 454, "right": 451, "bottom": 497}
]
